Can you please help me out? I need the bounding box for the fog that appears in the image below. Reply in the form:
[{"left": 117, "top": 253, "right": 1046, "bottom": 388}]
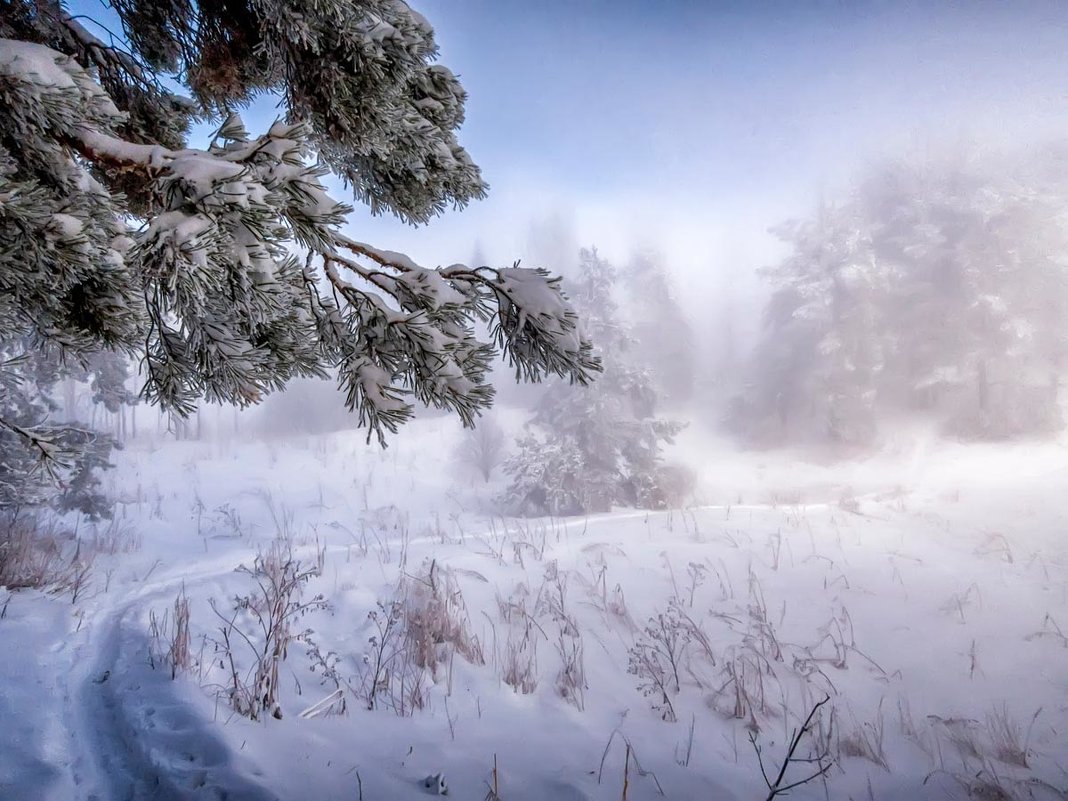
[
  {"left": 303, "top": 2, "right": 1068, "bottom": 416},
  {"left": 350, "top": 1, "right": 1068, "bottom": 284},
  {"left": 187, "top": 0, "right": 1068, "bottom": 454}
]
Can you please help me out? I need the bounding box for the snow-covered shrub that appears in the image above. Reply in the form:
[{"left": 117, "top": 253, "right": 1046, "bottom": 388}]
[
  {"left": 541, "top": 563, "right": 586, "bottom": 710},
  {"left": 357, "top": 561, "right": 481, "bottom": 715},
  {"left": 495, "top": 582, "right": 540, "bottom": 694},
  {"left": 838, "top": 705, "right": 889, "bottom": 771},
  {"left": 304, "top": 642, "right": 349, "bottom": 716},
  {"left": 0, "top": 512, "right": 62, "bottom": 590},
  {"left": 359, "top": 599, "right": 425, "bottom": 714},
  {"left": 627, "top": 599, "right": 690, "bottom": 723},
  {"left": 402, "top": 559, "right": 484, "bottom": 678},
  {"left": 984, "top": 703, "right": 1039, "bottom": 769},
  {"left": 209, "top": 543, "right": 326, "bottom": 720},
  {"left": 149, "top": 586, "right": 193, "bottom": 680},
  {"left": 87, "top": 515, "right": 140, "bottom": 555},
  {"left": 645, "top": 462, "right": 698, "bottom": 510},
  {"left": 502, "top": 627, "right": 539, "bottom": 695},
  {"left": 0, "top": 511, "right": 90, "bottom": 593}
]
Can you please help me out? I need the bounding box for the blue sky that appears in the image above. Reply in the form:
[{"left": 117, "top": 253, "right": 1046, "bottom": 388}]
[{"left": 417, "top": 1, "right": 1068, "bottom": 192}]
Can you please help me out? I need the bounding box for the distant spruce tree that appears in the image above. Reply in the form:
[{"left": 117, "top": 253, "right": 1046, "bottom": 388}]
[
  {"left": 621, "top": 250, "right": 695, "bottom": 406},
  {"left": 505, "top": 248, "right": 682, "bottom": 515},
  {"left": 1, "top": 344, "right": 134, "bottom": 518}
]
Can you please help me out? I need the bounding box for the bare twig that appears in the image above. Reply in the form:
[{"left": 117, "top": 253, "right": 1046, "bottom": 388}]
[{"left": 749, "top": 695, "right": 834, "bottom": 800}]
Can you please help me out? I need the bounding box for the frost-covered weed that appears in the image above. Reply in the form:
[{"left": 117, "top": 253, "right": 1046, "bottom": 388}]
[
  {"left": 627, "top": 599, "right": 690, "bottom": 722},
  {"left": 208, "top": 542, "right": 326, "bottom": 720},
  {"left": 149, "top": 586, "right": 193, "bottom": 680}
]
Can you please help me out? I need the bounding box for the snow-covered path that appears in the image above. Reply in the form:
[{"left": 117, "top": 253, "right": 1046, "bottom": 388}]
[
  {"left": 4, "top": 549, "right": 283, "bottom": 801},
  {"left": 1, "top": 595, "right": 77, "bottom": 801}
]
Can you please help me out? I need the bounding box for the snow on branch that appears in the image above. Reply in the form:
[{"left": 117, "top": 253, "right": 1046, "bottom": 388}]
[{"left": 0, "top": 37, "right": 599, "bottom": 446}]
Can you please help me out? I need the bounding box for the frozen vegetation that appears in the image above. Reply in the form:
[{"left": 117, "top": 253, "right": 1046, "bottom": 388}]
[{"left": 3, "top": 413, "right": 1068, "bottom": 800}]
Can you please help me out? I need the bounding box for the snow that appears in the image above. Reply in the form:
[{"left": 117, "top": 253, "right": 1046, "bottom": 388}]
[
  {"left": 0, "top": 38, "right": 123, "bottom": 121},
  {"left": 2, "top": 415, "right": 1067, "bottom": 800},
  {"left": 76, "top": 129, "right": 168, "bottom": 169},
  {"left": 341, "top": 236, "right": 425, "bottom": 273},
  {"left": 496, "top": 267, "right": 583, "bottom": 353},
  {"left": 357, "top": 359, "right": 411, "bottom": 414},
  {"left": 169, "top": 154, "right": 247, "bottom": 201},
  {"left": 49, "top": 213, "right": 84, "bottom": 239},
  {"left": 395, "top": 267, "right": 467, "bottom": 309},
  {"left": 144, "top": 210, "right": 216, "bottom": 266},
  {"left": 0, "top": 39, "right": 79, "bottom": 90}
]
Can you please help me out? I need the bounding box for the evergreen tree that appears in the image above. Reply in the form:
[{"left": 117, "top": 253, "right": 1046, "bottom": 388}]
[
  {"left": 621, "top": 250, "right": 695, "bottom": 406},
  {"left": 739, "top": 203, "right": 883, "bottom": 447},
  {"left": 504, "top": 249, "right": 682, "bottom": 515},
  {"left": 859, "top": 156, "right": 1068, "bottom": 437},
  {"left": 735, "top": 150, "right": 1068, "bottom": 448},
  {"left": 0, "top": 341, "right": 134, "bottom": 518},
  {"left": 0, "top": 1, "right": 600, "bottom": 504}
]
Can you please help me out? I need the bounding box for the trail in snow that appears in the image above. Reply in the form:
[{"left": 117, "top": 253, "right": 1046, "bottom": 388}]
[
  {"left": 51, "top": 552, "right": 281, "bottom": 801},
  {"left": 29, "top": 511, "right": 715, "bottom": 801}
]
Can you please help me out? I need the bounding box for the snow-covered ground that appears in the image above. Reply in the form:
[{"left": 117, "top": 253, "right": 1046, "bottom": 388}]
[{"left": 3, "top": 415, "right": 1068, "bottom": 800}]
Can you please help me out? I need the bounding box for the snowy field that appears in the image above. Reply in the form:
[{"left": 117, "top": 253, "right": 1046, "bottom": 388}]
[{"left": 3, "top": 415, "right": 1068, "bottom": 801}]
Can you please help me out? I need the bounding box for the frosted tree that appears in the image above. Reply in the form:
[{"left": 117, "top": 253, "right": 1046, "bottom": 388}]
[
  {"left": 0, "top": 0, "right": 599, "bottom": 503},
  {"left": 504, "top": 248, "right": 682, "bottom": 515},
  {"left": 0, "top": 341, "right": 133, "bottom": 518},
  {"left": 736, "top": 203, "right": 884, "bottom": 447},
  {"left": 735, "top": 150, "right": 1068, "bottom": 447},
  {"left": 455, "top": 411, "right": 506, "bottom": 483},
  {"left": 858, "top": 156, "right": 1068, "bottom": 438},
  {"left": 621, "top": 250, "right": 695, "bottom": 406}
]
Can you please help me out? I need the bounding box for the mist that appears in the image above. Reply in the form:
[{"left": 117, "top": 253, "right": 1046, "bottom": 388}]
[{"left": 322, "top": 1, "right": 1068, "bottom": 408}]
